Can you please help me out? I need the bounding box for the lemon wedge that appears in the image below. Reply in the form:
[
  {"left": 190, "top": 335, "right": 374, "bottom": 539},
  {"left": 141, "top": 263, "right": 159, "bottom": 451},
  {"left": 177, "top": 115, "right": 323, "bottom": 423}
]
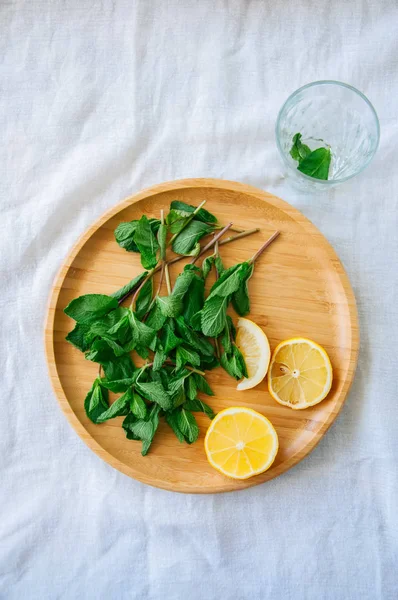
[
  {"left": 235, "top": 318, "right": 271, "bottom": 391},
  {"left": 268, "top": 337, "right": 333, "bottom": 409},
  {"left": 205, "top": 407, "right": 278, "bottom": 479}
]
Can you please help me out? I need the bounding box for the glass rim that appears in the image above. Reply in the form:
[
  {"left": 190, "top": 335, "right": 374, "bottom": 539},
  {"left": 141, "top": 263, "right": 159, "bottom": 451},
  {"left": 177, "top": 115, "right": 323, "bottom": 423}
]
[{"left": 275, "top": 80, "right": 380, "bottom": 185}]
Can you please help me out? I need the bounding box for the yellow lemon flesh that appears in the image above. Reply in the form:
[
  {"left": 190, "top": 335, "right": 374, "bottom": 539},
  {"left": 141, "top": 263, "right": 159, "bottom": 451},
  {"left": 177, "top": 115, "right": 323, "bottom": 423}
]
[
  {"left": 205, "top": 407, "right": 278, "bottom": 479},
  {"left": 235, "top": 318, "right": 271, "bottom": 391},
  {"left": 268, "top": 337, "right": 333, "bottom": 410}
]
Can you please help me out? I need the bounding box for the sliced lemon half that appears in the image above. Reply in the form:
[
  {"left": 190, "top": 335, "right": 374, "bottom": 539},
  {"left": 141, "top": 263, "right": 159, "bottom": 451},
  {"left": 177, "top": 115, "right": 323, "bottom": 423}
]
[
  {"left": 205, "top": 407, "right": 278, "bottom": 479},
  {"left": 235, "top": 318, "right": 271, "bottom": 391},
  {"left": 268, "top": 337, "right": 333, "bottom": 410}
]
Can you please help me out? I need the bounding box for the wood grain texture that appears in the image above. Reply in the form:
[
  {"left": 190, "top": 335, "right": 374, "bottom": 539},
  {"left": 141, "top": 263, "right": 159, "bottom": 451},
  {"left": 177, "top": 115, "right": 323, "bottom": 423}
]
[{"left": 45, "top": 178, "right": 359, "bottom": 493}]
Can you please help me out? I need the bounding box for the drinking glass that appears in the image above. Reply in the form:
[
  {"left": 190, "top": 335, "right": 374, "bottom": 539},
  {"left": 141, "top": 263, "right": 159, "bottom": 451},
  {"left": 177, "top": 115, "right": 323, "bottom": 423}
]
[{"left": 275, "top": 81, "right": 380, "bottom": 191}]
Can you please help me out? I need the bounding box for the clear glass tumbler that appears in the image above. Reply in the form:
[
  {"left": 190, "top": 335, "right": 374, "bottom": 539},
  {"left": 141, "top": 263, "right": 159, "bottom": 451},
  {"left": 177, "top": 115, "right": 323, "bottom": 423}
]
[{"left": 275, "top": 81, "right": 380, "bottom": 191}]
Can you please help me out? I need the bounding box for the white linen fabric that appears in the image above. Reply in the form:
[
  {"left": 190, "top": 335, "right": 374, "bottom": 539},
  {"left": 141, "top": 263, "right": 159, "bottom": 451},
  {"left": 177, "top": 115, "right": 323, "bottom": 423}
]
[{"left": 1, "top": 1, "right": 397, "bottom": 599}]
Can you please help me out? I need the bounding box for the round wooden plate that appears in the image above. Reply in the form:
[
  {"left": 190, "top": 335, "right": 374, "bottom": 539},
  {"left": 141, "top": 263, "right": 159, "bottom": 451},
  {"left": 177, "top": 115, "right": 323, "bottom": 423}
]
[{"left": 45, "top": 178, "right": 358, "bottom": 493}]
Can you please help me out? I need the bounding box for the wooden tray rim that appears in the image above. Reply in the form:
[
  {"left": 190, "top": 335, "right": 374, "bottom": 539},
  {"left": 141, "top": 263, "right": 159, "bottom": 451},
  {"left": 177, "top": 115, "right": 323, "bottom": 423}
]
[{"left": 45, "top": 178, "right": 359, "bottom": 493}]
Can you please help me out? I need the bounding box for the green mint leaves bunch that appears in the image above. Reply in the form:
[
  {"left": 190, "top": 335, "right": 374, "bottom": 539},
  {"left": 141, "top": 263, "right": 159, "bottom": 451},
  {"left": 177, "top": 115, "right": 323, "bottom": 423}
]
[
  {"left": 290, "top": 133, "right": 332, "bottom": 180},
  {"left": 64, "top": 200, "right": 279, "bottom": 455}
]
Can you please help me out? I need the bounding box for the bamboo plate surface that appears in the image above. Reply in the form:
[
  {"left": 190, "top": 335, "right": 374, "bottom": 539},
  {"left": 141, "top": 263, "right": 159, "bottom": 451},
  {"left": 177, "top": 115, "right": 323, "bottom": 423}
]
[{"left": 45, "top": 178, "right": 359, "bottom": 493}]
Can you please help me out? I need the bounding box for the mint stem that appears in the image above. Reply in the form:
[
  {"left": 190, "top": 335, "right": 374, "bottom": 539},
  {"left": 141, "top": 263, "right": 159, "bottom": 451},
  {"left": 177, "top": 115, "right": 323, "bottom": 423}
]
[
  {"left": 143, "top": 359, "right": 206, "bottom": 376},
  {"left": 214, "top": 239, "right": 220, "bottom": 281},
  {"left": 164, "top": 262, "right": 172, "bottom": 295},
  {"left": 164, "top": 359, "right": 205, "bottom": 376},
  {"left": 248, "top": 231, "right": 280, "bottom": 265},
  {"left": 186, "top": 366, "right": 206, "bottom": 376},
  {"left": 190, "top": 222, "right": 233, "bottom": 264},
  {"left": 156, "top": 262, "right": 165, "bottom": 297},
  {"left": 215, "top": 224, "right": 244, "bottom": 233},
  {"left": 214, "top": 337, "right": 220, "bottom": 359},
  {"left": 218, "top": 227, "right": 260, "bottom": 247},
  {"left": 117, "top": 227, "right": 260, "bottom": 305}
]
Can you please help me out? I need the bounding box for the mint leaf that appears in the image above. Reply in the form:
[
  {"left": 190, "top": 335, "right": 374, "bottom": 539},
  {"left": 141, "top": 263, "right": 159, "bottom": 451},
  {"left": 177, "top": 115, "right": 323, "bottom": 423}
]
[
  {"left": 208, "top": 262, "right": 250, "bottom": 300},
  {"left": 111, "top": 271, "right": 148, "bottom": 303},
  {"left": 134, "top": 215, "right": 159, "bottom": 269},
  {"left": 156, "top": 295, "right": 183, "bottom": 318},
  {"left": 202, "top": 255, "right": 215, "bottom": 279},
  {"left": 219, "top": 315, "right": 237, "bottom": 358},
  {"left": 171, "top": 382, "right": 186, "bottom": 408},
  {"left": 172, "top": 220, "right": 213, "bottom": 256},
  {"left": 160, "top": 322, "right": 183, "bottom": 353},
  {"left": 100, "top": 336, "right": 126, "bottom": 357},
  {"left": 174, "top": 316, "right": 214, "bottom": 357},
  {"left": 220, "top": 345, "right": 248, "bottom": 380},
  {"left": 220, "top": 351, "right": 241, "bottom": 379},
  {"left": 190, "top": 310, "right": 203, "bottom": 331},
  {"left": 176, "top": 345, "right": 201, "bottom": 370},
  {"left": 193, "top": 373, "right": 214, "bottom": 396},
  {"left": 84, "top": 379, "right": 109, "bottom": 423},
  {"left": 172, "top": 266, "right": 197, "bottom": 300},
  {"left": 96, "top": 391, "right": 131, "bottom": 423},
  {"left": 214, "top": 255, "right": 224, "bottom": 275},
  {"left": 125, "top": 405, "right": 161, "bottom": 455},
  {"left": 85, "top": 307, "right": 128, "bottom": 344},
  {"left": 200, "top": 295, "right": 228, "bottom": 337},
  {"left": 176, "top": 408, "right": 199, "bottom": 444},
  {"left": 100, "top": 377, "right": 136, "bottom": 393},
  {"left": 167, "top": 369, "right": 190, "bottom": 394},
  {"left": 101, "top": 307, "right": 130, "bottom": 341},
  {"left": 165, "top": 411, "right": 185, "bottom": 443},
  {"left": 85, "top": 339, "right": 117, "bottom": 363},
  {"left": 64, "top": 294, "right": 118, "bottom": 325},
  {"left": 185, "top": 375, "right": 197, "bottom": 400},
  {"left": 182, "top": 272, "right": 205, "bottom": 322},
  {"left": 65, "top": 323, "right": 91, "bottom": 352},
  {"left": 199, "top": 262, "right": 252, "bottom": 336},
  {"left": 167, "top": 209, "right": 192, "bottom": 234},
  {"left": 298, "top": 147, "right": 331, "bottom": 180},
  {"left": 115, "top": 218, "right": 160, "bottom": 253},
  {"left": 233, "top": 345, "right": 248, "bottom": 378},
  {"left": 184, "top": 398, "right": 215, "bottom": 419},
  {"left": 290, "top": 133, "right": 311, "bottom": 162},
  {"left": 232, "top": 281, "right": 250, "bottom": 316},
  {"left": 130, "top": 391, "right": 148, "bottom": 419},
  {"left": 145, "top": 302, "right": 167, "bottom": 331},
  {"left": 167, "top": 370, "right": 189, "bottom": 408},
  {"left": 136, "top": 381, "right": 172, "bottom": 410},
  {"left": 100, "top": 353, "right": 135, "bottom": 381},
  {"left": 114, "top": 221, "right": 139, "bottom": 251},
  {"left": 129, "top": 419, "right": 153, "bottom": 441},
  {"left": 231, "top": 263, "right": 254, "bottom": 316},
  {"left": 106, "top": 309, "right": 156, "bottom": 353},
  {"left": 128, "top": 311, "right": 157, "bottom": 351},
  {"left": 170, "top": 200, "right": 217, "bottom": 224},
  {"left": 153, "top": 344, "right": 167, "bottom": 371},
  {"left": 122, "top": 413, "right": 140, "bottom": 440},
  {"left": 135, "top": 279, "right": 153, "bottom": 319}
]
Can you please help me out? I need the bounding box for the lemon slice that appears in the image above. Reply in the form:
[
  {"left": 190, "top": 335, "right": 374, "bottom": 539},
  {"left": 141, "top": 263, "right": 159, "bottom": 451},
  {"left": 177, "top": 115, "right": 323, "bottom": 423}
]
[
  {"left": 205, "top": 407, "right": 278, "bottom": 479},
  {"left": 235, "top": 318, "right": 271, "bottom": 391},
  {"left": 268, "top": 337, "right": 333, "bottom": 409}
]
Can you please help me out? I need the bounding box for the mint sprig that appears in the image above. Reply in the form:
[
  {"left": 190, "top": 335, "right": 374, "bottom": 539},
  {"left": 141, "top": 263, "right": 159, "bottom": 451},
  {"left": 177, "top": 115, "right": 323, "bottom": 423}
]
[
  {"left": 290, "top": 132, "right": 332, "bottom": 180},
  {"left": 64, "top": 202, "right": 279, "bottom": 455}
]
